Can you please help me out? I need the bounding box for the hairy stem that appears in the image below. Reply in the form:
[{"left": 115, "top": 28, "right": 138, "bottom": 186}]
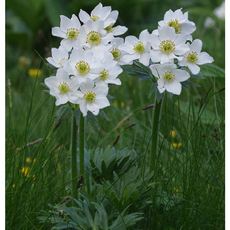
[
  {"left": 150, "top": 96, "right": 163, "bottom": 170},
  {"left": 79, "top": 113, "right": 85, "bottom": 176},
  {"left": 71, "top": 110, "right": 78, "bottom": 199}
]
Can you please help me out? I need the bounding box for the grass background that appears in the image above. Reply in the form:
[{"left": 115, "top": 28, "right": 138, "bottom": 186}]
[{"left": 6, "top": 0, "right": 225, "bottom": 229}]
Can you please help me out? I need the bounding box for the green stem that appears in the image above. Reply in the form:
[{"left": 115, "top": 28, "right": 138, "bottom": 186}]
[
  {"left": 150, "top": 96, "right": 163, "bottom": 170},
  {"left": 79, "top": 113, "right": 85, "bottom": 176},
  {"left": 71, "top": 110, "right": 78, "bottom": 199}
]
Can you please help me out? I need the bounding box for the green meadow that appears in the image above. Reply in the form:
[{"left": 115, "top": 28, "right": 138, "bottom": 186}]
[{"left": 6, "top": 0, "right": 225, "bottom": 229}]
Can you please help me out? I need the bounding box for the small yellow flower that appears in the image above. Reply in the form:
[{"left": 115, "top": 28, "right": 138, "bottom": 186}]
[
  {"left": 28, "top": 69, "right": 41, "bottom": 77},
  {"left": 12, "top": 184, "right": 15, "bottom": 188},
  {"left": 113, "top": 100, "right": 118, "bottom": 107},
  {"left": 32, "top": 175, "right": 36, "bottom": 180},
  {"left": 26, "top": 157, "right": 31, "bottom": 163},
  {"left": 172, "top": 142, "right": 182, "bottom": 148},
  {"left": 170, "top": 130, "right": 176, "bottom": 138},
  {"left": 33, "top": 158, "right": 36, "bottom": 163},
  {"left": 21, "top": 167, "right": 30, "bottom": 177},
  {"left": 173, "top": 186, "right": 181, "bottom": 197},
  {"left": 120, "top": 101, "right": 125, "bottom": 107}
]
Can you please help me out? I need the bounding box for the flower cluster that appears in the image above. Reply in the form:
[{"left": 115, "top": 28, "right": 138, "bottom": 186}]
[
  {"left": 121, "top": 9, "right": 214, "bottom": 95},
  {"left": 44, "top": 3, "right": 129, "bottom": 116}
]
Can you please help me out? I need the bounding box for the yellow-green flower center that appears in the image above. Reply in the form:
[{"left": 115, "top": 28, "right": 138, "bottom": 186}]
[
  {"left": 100, "top": 69, "right": 109, "bottom": 80},
  {"left": 58, "top": 58, "right": 67, "bottom": 67},
  {"left": 159, "top": 40, "right": 176, "bottom": 54},
  {"left": 84, "top": 91, "right": 96, "bottom": 103},
  {"left": 168, "top": 19, "right": 182, "bottom": 34},
  {"left": 75, "top": 61, "right": 90, "bottom": 75},
  {"left": 66, "top": 28, "right": 79, "bottom": 40},
  {"left": 86, "top": 31, "right": 102, "bottom": 46},
  {"left": 58, "top": 82, "right": 70, "bottom": 94},
  {"left": 163, "top": 71, "right": 175, "bottom": 82},
  {"left": 91, "top": 15, "right": 99, "bottom": 21},
  {"left": 133, "top": 41, "right": 145, "bottom": 54},
  {"left": 105, "top": 24, "right": 114, "bottom": 33},
  {"left": 111, "top": 48, "right": 122, "bottom": 61},
  {"left": 187, "top": 51, "right": 198, "bottom": 63}
]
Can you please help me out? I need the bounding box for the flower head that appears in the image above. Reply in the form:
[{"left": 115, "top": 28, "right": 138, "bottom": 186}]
[
  {"left": 47, "top": 46, "right": 69, "bottom": 68},
  {"left": 150, "top": 63, "right": 190, "bottom": 95},
  {"left": 52, "top": 14, "right": 81, "bottom": 51},
  {"left": 155, "top": 9, "right": 196, "bottom": 41},
  {"left": 95, "top": 56, "right": 122, "bottom": 85},
  {"left": 75, "top": 79, "right": 110, "bottom": 116},
  {"left": 79, "top": 3, "right": 127, "bottom": 36},
  {"left": 44, "top": 69, "right": 79, "bottom": 106},
  {"left": 65, "top": 48, "right": 103, "bottom": 84},
  {"left": 150, "top": 26, "right": 189, "bottom": 64},
  {"left": 178, "top": 39, "right": 214, "bottom": 74},
  {"left": 119, "top": 29, "right": 151, "bottom": 66},
  {"left": 79, "top": 20, "right": 113, "bottom": 49}
]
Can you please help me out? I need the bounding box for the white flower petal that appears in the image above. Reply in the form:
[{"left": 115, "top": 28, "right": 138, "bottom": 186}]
[
  {"left": 71, "top": 14, "right": 81, "bottom": 28},
  {"left": 181, "top": 22, "right": 196, "bottom": 35},
  {"left": 150, "top": 50, "right": 162, "bottom": 63},
  {"left": 139, "top": 29, "right": 150, "bottom": 43},
  {"left": 188, "top": 63, "right": 200, "bottom": 74},
  {"left": 80, "top": 79, "right": 94, "bottom": 93},
  {"left": 165, "top": 81, "right": 182, "bottom": 95},
  {"left": 79, "top": 9, "right": 90, "bottom": 23},
  {"left": 197, "top": 52, "right": 214, "bottom": 65},
  {"left": 52, "top": 27, "right": 66, "bottom": 38},
  {"left": 159, "top": 25, "right": 176, "bottom": 41},
  {"left": 61, "top": 39, "right": 73, "bottom": 52},
  {"left": 190, "top": 39, "right": 203, "bottom": 53},
  {"left": 139, "top": 52, "right": 150, "bottom": 66},
  {"left": 173, "top": 69, "right": 190, "bottom": 82},
  {"left": 60, "top": 15, "right": 71, "bottom": 31},
  {"left": 112, "top": 26, "right": 128, "bottom": 36}
]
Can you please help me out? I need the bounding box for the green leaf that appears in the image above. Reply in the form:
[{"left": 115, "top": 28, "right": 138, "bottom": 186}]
[{"left": 200, "top": 64, "right": 225, "bottom": 78}]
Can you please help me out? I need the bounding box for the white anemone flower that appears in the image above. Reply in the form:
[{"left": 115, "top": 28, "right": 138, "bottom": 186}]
[
  {"left": 79, "top": 3, "right": 113, "bottom": 26},
  {"left": 79, "top": 20, "right": 113, "bottom": 49},
  {"left": 204, "top": 17, "right": 215, "bottom": 28},
  {"left": 76, "top": 79, "right": 110, "bottom": 116},
  {"left": 153, "top": 9, "right": 196, "bottom": 41},
  {"left": 150, "top": 63, "right": 190, "bottom": 95},
  {"left": 103, "top": 10, "right": 128, "bottom": 37},
  {"left": 150, "top": 26, "right": 189, "bottom": 64},
  {"left": 46, "top": 46, "right": 69, "bottom": 68},
  {"left": 178, "top": 39, "right": 214, "bottom": 75},
  {"left": 44, "top": 69, "right": 79, "bottom": 106},
  {"left": 52, "top": 14, "right": 81, "bottom": 52},
  {"left": 214, "top": 2, "right": 225, "bottom": 20},
  {"left": 109, "top": 38, "right": 131, "bottom": 65},
  {"left": 79, "top": 3, "right": 127, "bottom": 36},
  {"left": 95, "top": 56, "right": 122, "bottom": 85},
  {"left": 66, "top": 48, "right": 102, "bottom": 84},
  {"left": 119, "top": 29, "right": 151, "bottom": 66}
]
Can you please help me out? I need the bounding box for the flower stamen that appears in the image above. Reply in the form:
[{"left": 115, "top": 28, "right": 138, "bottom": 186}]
[
  {"left": 75, "top": 61, "right": 90, "bottom": 75},
  {"left": 111, "top": 48, "right": 122, "bottom": 61},
  {"left": 168, "top": 19, "right": 182, "bottom": 34},
  {"left": 105, "top": 24, "right": 114, "bottom": 33},
  {"left": 133, "top": 41, "right": 145, "bottom": 53},
  {"left": 58, "top": 82, "right": 70, "bottom": 94},
  {"left": 100, "top": 69, "right": 109, "bottom": 80},
  {"left": 187, "top": 51, "right": 198, "bottom": 63},
  {"left": 86, "top": 31, "right": 102, "bottom": 46},
  {"left": 163, "top": 71, "right": 175, "bottom": 82},
  {"left": 160, "top": 40, "right": 176, "bottom": 54},
  {"left": 91, "top": 15, "right": 100, "bottom": 21},
  {"left": 84, "top": 91, "right": 96, "bottom": 103},
  {"left": 66, "top": 28, "right": 79, "bottom": 40}
]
